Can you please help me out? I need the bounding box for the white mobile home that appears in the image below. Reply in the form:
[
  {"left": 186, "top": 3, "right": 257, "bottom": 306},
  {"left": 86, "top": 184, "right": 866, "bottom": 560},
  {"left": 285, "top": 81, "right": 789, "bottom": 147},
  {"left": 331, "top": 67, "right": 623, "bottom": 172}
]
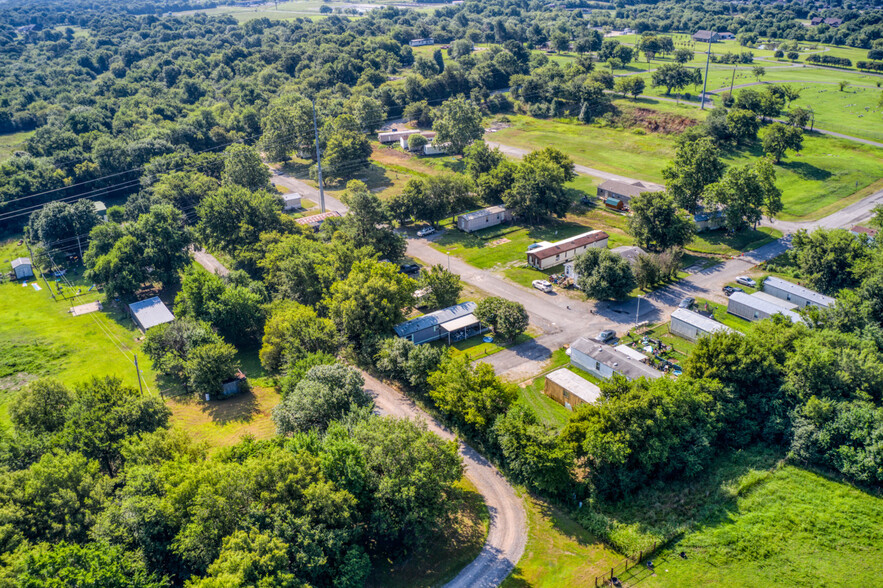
[
  {"left": 762, "top": 276, "right": 834, "bottom": 309},
  {"left": 570, "top": 337, "right": 661, "bottom": 381},
  {"left": 377, "top": 129, "right": 420, "bottom": 143},
  {"left": 727, "top": 291, "right": 802, "bottom": 323},
  {"left": 527, "top": 231, "right": 609, "bottom": 271},
  {"left": 670, "top": 308, "right": 739, "bottom": 342},
  {"left": 457, "top": 206, "right": 512, "bottom": 232}
]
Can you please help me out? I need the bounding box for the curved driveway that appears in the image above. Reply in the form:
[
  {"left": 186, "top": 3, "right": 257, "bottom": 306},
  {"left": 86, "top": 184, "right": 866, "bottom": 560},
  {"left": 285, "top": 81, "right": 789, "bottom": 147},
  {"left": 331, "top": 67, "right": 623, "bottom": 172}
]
[{"left": 363, "top": 371, "right": 527, "bottom": 588}]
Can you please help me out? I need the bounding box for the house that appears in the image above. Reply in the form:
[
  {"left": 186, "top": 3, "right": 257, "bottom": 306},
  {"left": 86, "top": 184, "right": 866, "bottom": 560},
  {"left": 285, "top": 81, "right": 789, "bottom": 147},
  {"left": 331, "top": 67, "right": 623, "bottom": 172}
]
[
  {"left": 10, "top": 257, "right": 33, "bottom": 280},
  {"left": 409, "top": 38, "right": 434, "bottom": 47},
  {"left": 423, "top": 143, "right": 449, "bottom": 156},
  {"left": 282, "top": 193, "right": 302, "bottom": 211},
  {"left": 850, "top": 225, "right": 878, "bottom": 240},
  {"left": 751, "top": 291, "right": 798, "bottom": 311},
  {"left": 527, "top": 230, "right": 609, "bottom": 270},
  {"left": 693, "top": 207, "right": 726, "bottom": 232},
  {"left": 564, "top": 245, "right": 645, "bottom": 285},
  {"left": 220, "top": 370, "right": 248, "bottom": 397},
  {"left": 693, "top": 30, "right": 720, "bottom": 43},
  {"left": 824, "top": 17, "right": 843, "bottom": 27},
  {"left": 393, "top": 301, "right": 486, "bottom": 344},
  {"left": 93, "top": 201, "right": 107, "bottom": 220},
  {"left": 544, "top": 368, "right": 602, "bottom": 410},
  {"left": 810, "top": 16, "right": 823, "bottom": 25},
  {"left": 570, "top": 338, "right": 662, "bottom": 381},
  {"left": 670, "top": 308, "right": 739, "bottom": 342},
  {"left": 129, "top": 296, "right": 174, "bottom": 331},
  {"left": 762, "top": 276, "right": 835, "bottom": 309},
  {"left": 377, "top": 129, "right": 420, "bottom": 143},
  {"left": 727, "top": 291, "right": 802, "bottom": 323},
  {"left": 718, "top": 31, "right": 736, "bottom": 40},
  {"left": 597, "top": 179, "right": 664, "bottom": 208},
  {"left": 295, "top": 210, "right": 341, "bottom": 229},
  {"left": 399, "top": 131, "right": 435, "bottom": 150},
  {"left": 457, "top": 206, "right": 513, "bottom": 232}
]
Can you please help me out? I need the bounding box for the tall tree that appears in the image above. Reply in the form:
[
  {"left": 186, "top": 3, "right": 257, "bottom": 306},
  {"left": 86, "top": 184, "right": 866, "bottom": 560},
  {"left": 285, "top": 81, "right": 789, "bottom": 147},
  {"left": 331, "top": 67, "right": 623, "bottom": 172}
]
[
  {"left": 704, "top": 157, "right": 783, "bottom": 231},
  {"left": 431, "top": 96, "right": 484, "bottom": 154},
  {"left": 502, "top": 159, "right": 570, "bottom": 224},
  {"left": 261, "top": 95, "right": 314, "bottom": 161},
  {"left": 222, "top": 143, "right": 270, "bottom": 191},
  {"left": 273, "top": 364, "right": 371, "bottom": 434},
  {"left": 573, "top": 248, "right": 636, "bottom": 300},
  {"left": 419, "top": 265, "right": 462, "bottom": 310},
  {"left": 196, "top": 185, "right": 281, "bottom": 256},
  {"left": 662, "top": 136, "right": 726, "bottom": 213},
  {"left": 762, "top": 122, "right": 804, "bottom": 163},
  {"left": 627, "top": 192, "right": 696, "bottom": 251},
  {"left": 427, "top": 355, "right": 518, "bottom": 433}
]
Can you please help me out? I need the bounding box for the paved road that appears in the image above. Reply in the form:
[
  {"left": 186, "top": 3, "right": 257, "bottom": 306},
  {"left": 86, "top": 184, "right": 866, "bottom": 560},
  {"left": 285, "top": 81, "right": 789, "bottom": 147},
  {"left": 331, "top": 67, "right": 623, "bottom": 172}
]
[
  {"left": 192, "top": 247, "right": 230, "bottom": 276},
  {"left": 270, "top": 169, "right": 348, "bottom": 213},
  {"left": 485, "top": 140, "right": 665, "bottom": 189},
  {"left": 363, "top": 371, "right": 527, "bottom": 588},
  {"left": 762, "top": 186, "right": 883, "bottom": 233}
]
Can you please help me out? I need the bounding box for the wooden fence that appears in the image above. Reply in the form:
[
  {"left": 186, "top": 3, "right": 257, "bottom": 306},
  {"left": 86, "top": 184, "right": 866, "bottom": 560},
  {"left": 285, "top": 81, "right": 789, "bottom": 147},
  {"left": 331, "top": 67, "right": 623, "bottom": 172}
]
[{"left": 593, "top": 541, "right": 660, "bottom": 588}]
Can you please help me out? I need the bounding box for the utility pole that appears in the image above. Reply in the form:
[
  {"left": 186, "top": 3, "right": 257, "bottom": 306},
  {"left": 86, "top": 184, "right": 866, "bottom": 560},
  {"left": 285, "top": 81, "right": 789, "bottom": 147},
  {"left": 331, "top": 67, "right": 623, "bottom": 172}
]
[
  {"left": 311, "top": 98, "right": 326, "bottom": 213},
  {"left": 134, "top": 354, "right": 144, "bottom": 395},
  {"left": 25, "top": 236, "right": 55, "bottom": 301},
  {"left": 635, "top": 295, "right": 641, "bottom": 328},
  {"left": 700, "top": 36, "right": 713, "bottom": 110},
  {"left": 76, "top": 234, "right": 83, "bottom": 261},
  {"left": 729, "top": 66, "right": 736, "bottom": 95}
]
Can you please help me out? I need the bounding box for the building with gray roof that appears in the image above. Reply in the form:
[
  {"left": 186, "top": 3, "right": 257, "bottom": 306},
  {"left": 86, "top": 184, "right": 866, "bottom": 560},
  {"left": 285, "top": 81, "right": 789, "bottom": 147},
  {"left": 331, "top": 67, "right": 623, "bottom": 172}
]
[
  {"left": 10, "top": 257, "right": 33, "bottom": 280},
  {"left": 456, "top": 206, "right": 512, "bottom": 233},
  {"left": 129, "top": 297, "right": 175, "bottom": 331},
  {"left": 544, "top": 368, "right": 601, "bottom": 409},
  {"left": 727, "top": 291, "right": 802, "bottom": 324},
  {"left": 670, "top": 308, "right": 739, "bottom": 342},
  {"left": 570, "top": 337, "right": 661, "bottom": 381},
  {"left": 762, "top": 276, "right": 834, "bottom": 309},
  {"left": 394, "top": 301, "right": 483, "bottom": 344}
]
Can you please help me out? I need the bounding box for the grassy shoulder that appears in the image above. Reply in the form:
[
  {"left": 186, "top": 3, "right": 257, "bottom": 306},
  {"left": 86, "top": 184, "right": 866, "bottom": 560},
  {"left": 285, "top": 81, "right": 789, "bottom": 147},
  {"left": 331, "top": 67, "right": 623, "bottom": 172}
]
[
  {"left": 367, "top": 476, "right": 490, "bottom": 588},
  {"left": 687, "top": 227, "right": 782, "bottom": 256}
]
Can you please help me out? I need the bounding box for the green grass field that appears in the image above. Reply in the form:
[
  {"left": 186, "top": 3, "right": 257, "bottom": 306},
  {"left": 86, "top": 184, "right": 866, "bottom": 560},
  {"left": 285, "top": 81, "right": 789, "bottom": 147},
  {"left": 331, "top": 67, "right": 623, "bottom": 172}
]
[
  {"left": 0, "top": 130, "right": 33, "bottom": 161},
  {"left": 490, "top": 115, "right": 883, "bottom": 221}
]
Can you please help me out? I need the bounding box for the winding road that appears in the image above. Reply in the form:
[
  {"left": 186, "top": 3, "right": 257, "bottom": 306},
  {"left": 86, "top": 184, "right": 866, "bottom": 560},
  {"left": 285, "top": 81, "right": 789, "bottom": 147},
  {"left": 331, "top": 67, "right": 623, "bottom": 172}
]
[{"left": 364, "top": 371, "right": 527, "bottom": 588}]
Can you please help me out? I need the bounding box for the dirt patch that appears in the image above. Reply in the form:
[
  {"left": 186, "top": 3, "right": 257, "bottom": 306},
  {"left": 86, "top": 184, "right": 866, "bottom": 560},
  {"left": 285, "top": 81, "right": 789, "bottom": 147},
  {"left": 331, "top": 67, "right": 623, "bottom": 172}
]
[
  {"left": 0, "top": 372, "right": 37, "bottom": 392},
  {"left": 488, "top": 237, "right": 511, "bottom": 247},
  {"left": 618, "top": 107, "right": 699, "bottom": 134}
]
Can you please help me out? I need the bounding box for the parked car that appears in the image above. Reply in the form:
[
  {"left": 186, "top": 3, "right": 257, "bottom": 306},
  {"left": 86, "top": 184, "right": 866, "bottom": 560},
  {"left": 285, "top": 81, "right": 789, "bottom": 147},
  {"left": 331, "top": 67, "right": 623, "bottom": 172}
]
[
  {"left": 722, "top": 286, "right": 744, "bottom": 297},
  {"left": 735, "top": 276, "right": 757, "bottom": 288},
  {"left": 416, "top": 226, "right": 435, "bottom": 237},
  {"left": 678, "top": 297, "right": 695, "bottom": 309},
  {"left": 532, "top": 279, "right": 553, "bottom": 293},
  {"left": 595, "top": 329, "right": 616, "bottom": 343},
  {"left": 399, "top": 263, "right": 420, "bottom": 275}
]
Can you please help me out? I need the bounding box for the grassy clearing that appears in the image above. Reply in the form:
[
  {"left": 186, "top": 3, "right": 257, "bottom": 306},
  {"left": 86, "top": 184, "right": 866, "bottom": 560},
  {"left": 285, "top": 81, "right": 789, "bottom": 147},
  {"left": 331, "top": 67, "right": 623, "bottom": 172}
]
[
  {"left": 490, "top": 114, "right": 883, "bottom": 221},
  {"left": 695, "top": 297, "right": 756, "bottom": 333},
  {"left": 368, "top": 476, "right": 489, "bottom": 588},
  {"left": 0, "top": 239, "right": 160, "bottom": 426},
  {"left": 502, "top": 493, "right": 622, "bottom": 588},
  {"left": 688, "top": 227, "right": 782, "bottom": 256},
  {"left": 624, "top": 460, "right": 883, "bottom": 587},
  {"left": 447, "top": 331, "right": 536, "bottom": 361},
  {"left": 0, "top": 130, "right": 33, "bottom": 161}
]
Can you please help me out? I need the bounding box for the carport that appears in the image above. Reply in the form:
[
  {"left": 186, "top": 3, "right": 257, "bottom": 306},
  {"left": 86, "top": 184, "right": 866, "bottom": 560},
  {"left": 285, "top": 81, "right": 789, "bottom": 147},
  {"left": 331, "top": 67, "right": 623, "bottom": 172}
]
[{"left": 440, "top": 313, "right": 486, "bottom": 344}]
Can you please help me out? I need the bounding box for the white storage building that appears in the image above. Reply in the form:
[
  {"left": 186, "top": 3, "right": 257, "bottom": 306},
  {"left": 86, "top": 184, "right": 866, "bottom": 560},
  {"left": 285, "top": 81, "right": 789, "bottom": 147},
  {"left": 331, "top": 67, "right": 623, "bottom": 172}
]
[
  {"left": 670, "top": 308, "right": 739, "bottom": 342},
  {"left": 762, "top": 276, "right": 834, "bottom": 309},
  {"left": 727, "top": 291, "right": 802, "bottom": 323},
  {"left": 378, "top": 129, "right": 420, "bottom": 143},
  {"left": 10, "top": 257, "right": 33, "bottom": 280},
  {"left": 570, "top": 337, "right": 661, "bottom": 381},
  {"left": 457, "top": 206, "right": 513, "bottom": 232},
  {"left": 282, "top": 193, "right": 302, "bottom": 211}
]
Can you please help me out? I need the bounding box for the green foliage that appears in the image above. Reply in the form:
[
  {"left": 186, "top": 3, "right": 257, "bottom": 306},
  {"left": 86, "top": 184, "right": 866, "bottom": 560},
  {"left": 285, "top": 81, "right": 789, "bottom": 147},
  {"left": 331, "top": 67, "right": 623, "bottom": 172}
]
[
  {"left": 418, "top": 264, "right": 462, "bottom": 310},
  {"left": 185, "top": 341, "right": 240, "bottom": 399},
  {"left": 627, "top": 191, "right": 695, "bottom": 252},
  {"left": 261, "top": 95, "right": 314, "bottom": 162},
  {"left": 196, "top": 186, "right": 281, "bottom": 257},
  {"left": 573, "top": 248, "right": 636, "bottom": 300},
  {"left": 704, "top": 157, "right": 783, "bottom": 231},
  {"left": 259, "top": 302, "right": 338, "bottom": 373},
  {"left": 150, "top": 172, "right": 218, "bottom": 213},
  {"left": 650, "top": 63, "right": 702, "bottom": 95},
  {"left": 322, "top": 115, "right": 373, "bottom": 183},
  {"left": 143, "top": 318, "right": 220, "bottom": 380},
  {"left": 222, "top": 144, "right": 270, "bottom": 192},
  {"left": 791, "top": 228, "right": 870, "bottom": 295},
  {"left": 375, "top": 338, "right": 447, "bottom": 393},
  {"left": 273, "top": 364, "right": 371, "bottom": 435},
  {"left": 28, "top": 199, "right": 100, "bottom": 248},
  {"left": 662, "top": 136, "right": 725, "bottom": 213},
  {"left": 762, "top": 122, "right": 804, "bottom": 163},
  {"left": 474, "top": 297, "right": 529, "bottom": 343},
  {"left": 431, "top": 96, "right": 483, "bottom": 155},
  {"left": 9, "top": 379, "right": 72, "bottom": 437},
  {"left": 463, "top": 140, "right": 505, "bottom": 179}
]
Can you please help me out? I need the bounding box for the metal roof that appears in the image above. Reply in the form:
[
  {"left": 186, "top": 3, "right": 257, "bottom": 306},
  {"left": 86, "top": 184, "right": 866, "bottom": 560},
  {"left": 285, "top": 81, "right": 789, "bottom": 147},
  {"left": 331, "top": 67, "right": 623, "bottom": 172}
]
[
  {"left": 546, "top": 368, "right": 601, "bottom": 405},
  {"left": 439, "top": 313, "right": 480, "bottom": 332},
  {"left": 598, "top": 179, "right": 663, "bottom": 199},
  {"left": 728, "top": 291, "right": 802, "bottom": 323},
  {"left": 671, "top": 308, "right": 737, "bottom": 335},
  {"left": 763, "top": 276, "right": 835, "bottom": 307},
  {"left": 10, "top": 257, "right": 31, "bottom": 268},
  {"left": 751, "top": 291, "right": 798, "bottom": 311},
  {"left": 570, "top": 338, "right": 662, "bottom": 380},
  {"left": 295, "top": 210, "right": 340, "bottom": 226},
  {"left": 459, "top": 205, "right": 507, "bottom": 222},
  {"left": 528, "top": 231, "right": 609, "bottom": 261},
  {"left": 610, "top": 245, "right": 646, "bottom": 265},
  {"left": 394, "top": 301, "right": 476, "bottom": 337},
  {"left": 614, "top": 344, "right": 649, "bottom": 361},
  {"left": 129, "top": 296, "right": 175, "bottom": 330}
]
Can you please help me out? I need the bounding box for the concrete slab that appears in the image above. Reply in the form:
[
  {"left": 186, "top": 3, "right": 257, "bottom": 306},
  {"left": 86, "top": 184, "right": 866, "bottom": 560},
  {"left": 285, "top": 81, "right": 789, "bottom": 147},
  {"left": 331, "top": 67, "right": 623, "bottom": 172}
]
[{"left": 71, "top": 301, "right": 102, "bottom": 316}]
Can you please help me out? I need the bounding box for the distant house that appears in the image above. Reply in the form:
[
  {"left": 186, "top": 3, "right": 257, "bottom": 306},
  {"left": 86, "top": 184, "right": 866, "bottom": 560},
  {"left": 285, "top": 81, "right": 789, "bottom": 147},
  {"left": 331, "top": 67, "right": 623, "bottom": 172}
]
[
  {"left": 10, "top": 257, "right": 33, "bottom": 280},
  {"left": 693, "top": 207, "right": 726, "bottom": 232},
  {"left": 423, "top": 143, "right": 449, "bottom": 156},
  {"left": 93, "top": 201, "right": 107, "bottom": 220},
  {"left": 597, "top": 179, "right": 663, "bottom": 209},
  {"left": 727, "top": 291, "right": 802, "bottom": 323},
  {"left": 393, "top": 301, "right": 486, "bottom": 345},
  {"left": 526, "top": 230, "right": 609, "bottom": 270},
  {"left": 850, "top": 225, "right": 878, "bottom": 240},
  {"left": 762, "top": 276, "right": 834, "bottom": 309},
  {"left": 693, "top": 30, "right": 720, "bottom": 43},
  {"left": 282, "top": 193, "right": 302, "bottom": 211},
  {"left": 220, "top": 370, "right": 248, "bottom": 397},
  {"left": 569, "top": 338, "right": 661, "bottom": 381},
  {"left": 670, "top": 308, "right": 739, "bottom": 342},
  {"left": 810, "top": 16, "right": 823, "bottom": 25},
  {"left": 295, "top": 210, "right": 341, "bottom": 230},
  {"left": 544, "top": 368, "right": 601, "bottom": 410},
  {"left": 129, "top": 297, "right": 174, "bottom": 331},
  {"left": 399, "top": 131, "right": 435, "bottom": 150},
  {"left": 718, "top": 31, "right": 736, "bottom": 40},
  {"left": 824, "top": 17, "right": 843, "bottom": 27},
  {"left": 378, "top": 129, "right": 420, "bottom": 143},
  {"left": 15, "top": 24, "right": 36, "bottom": 33},
  {"left": 409, "top": 38, "right": 434, "bottom": 47},
  {"left": 457, "top": 206, "right": 513, "bottom": 232},
  {"left": 564, "top": 245, "right": 645, "bottom": 285}
]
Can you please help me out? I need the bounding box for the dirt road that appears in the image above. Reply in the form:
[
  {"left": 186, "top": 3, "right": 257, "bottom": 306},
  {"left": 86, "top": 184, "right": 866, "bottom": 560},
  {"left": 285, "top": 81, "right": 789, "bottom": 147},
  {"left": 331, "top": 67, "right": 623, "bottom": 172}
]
[{"left": 362, "top": 372, "right": 527, "bottom": 588}]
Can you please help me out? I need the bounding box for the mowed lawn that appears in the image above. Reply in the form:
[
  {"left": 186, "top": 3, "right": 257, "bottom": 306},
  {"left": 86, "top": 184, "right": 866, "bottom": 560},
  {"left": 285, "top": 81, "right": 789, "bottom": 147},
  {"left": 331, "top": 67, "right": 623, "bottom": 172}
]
[
  {"left": 490, "top": 115, "right": 883, "bottom": 221},
  {"left": 0, "top": 240, "right": 160, "bottom": 425}
]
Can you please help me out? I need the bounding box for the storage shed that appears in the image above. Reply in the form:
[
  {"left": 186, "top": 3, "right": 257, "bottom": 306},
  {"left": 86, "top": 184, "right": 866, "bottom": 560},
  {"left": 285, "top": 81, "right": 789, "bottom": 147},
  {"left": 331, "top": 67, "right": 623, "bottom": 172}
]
[
  {"left": 692, "top": 30, "right": 720, "bottom": 43},
  {"left": 129, "top": 296, "right": 174, "bottom": 331},
  {"left": 93, "top": 201, "right": 107, "bottom": 220},
  {"left": 282, "top": 193, "right": 302, "bottom": 211},
  {"left": 527, "top": 230, "right": 609, "bottom": 270},
  {"left": 670, "top": 308, "right": 738, "bottom": 342},
  {"left": 220, "top": 370, "right": 248, "bottom": 397},
  {"left": 544, "top": 368, "right": 601, "bottom": 410},
  {"left": 762, "top": 276, "right": 834, "bottom": 309},
  {"left": 457, "top": 206, "right": 513, "bottom": 232},
  {"left": 394, "top": 301, "right": 479, "bottom": 344},
  {"left": 727, "top": 291, "right": 802, "bottom": 323},
  {"left": 10, "top": 257, "right": 33, "bottom": 280},
  {"left": 570, "top": 337, "right": 661, "bottom": 381}
]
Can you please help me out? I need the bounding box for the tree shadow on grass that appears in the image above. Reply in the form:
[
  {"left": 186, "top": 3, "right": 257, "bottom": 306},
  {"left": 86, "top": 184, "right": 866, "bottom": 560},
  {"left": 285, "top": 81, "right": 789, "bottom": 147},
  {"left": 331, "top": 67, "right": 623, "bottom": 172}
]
[{"left": 780, "top": 160, "right": 833, "bottom": 181}]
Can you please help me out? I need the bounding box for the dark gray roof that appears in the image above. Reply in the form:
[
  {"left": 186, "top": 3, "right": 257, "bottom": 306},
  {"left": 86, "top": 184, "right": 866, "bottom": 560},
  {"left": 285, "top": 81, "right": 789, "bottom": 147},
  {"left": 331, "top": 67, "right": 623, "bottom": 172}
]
[
  {"left": 610, "top": 245, "right": 646, "bottom": 265},
  {"left": 10, "top": 257, "right": 31, "bottom": 268},
  {"left": 571, "top": 338, "right": 662, "bottom": 380},
  {"left": 129, "top": 296, "right": 175, "bottom": 330},
  {"left": 598, "top": 180, "right": 663, "bottom": 199},
  {"left": 394, "top": 301, "right": 477, "bottom": 337},
  {"left": 763, "top": 276, "right": 835, "bottom": 307}
]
